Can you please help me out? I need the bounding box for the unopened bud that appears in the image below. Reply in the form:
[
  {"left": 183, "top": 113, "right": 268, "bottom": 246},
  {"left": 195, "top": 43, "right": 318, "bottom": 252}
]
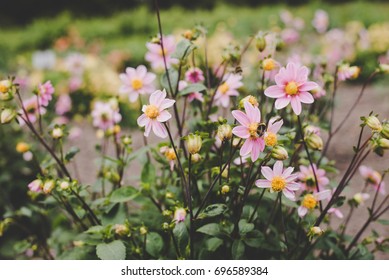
[
  {"left": 16, "top": 142, "right": 30, "bottom": 153},
  {"left": 183, "top": 30, "right": 193, "bottom": 40},
  {"left": 240, "top": 95, "right": 259, "bottom": 108},
  {"left": 51, "top": 127, "right": 64, "bottom": 139},
  {"left": 256, "top": 36, "right": 267, "bottom": 52},
  {"left": 43, "top": 180, "right": 55, "bottom": 194},
  {"left": 0, "top": 79, "right": 15, "bottom": 101},
  {"left": 59, "top": 180, "right": 70, "bottom": 190},
  {"left": 381, "top": 123, "right": 389, "bottom": 139},
  {"left": 162, "top": 222, "right": 170, "bottom": 231},
  {"left": 309, "top": 226, "right": 324, "bottom": 237},
  {"left": 174, "top": 208, "right": 186, "bottom": 223},
  {"left": 221, "top": 185, "right": 230, "bottom": 195},
  {"left": 187, "top": 134, "right": 202, "bottom": 154},
  {"left": 378, "top": 64, "right": 389, "bottom": 74},
  {"left": 28, "top": 179, "right": 43, "bottom": 193},
  {"left": 1, "top": 108, "right": 16, "bottom": 124},
  {"left": 365, "top": 116, "right": 382, "bottom": 132},
  {"left": 305, "top": 133, "right": 323, "bottom": 151},
  {"left": 217, "top": 124, "right": 232, "bottom": 141},
  {"left": 191, "top": 153, "right": 201, "bottom": 163},
  {"left": 165, "top": 192, "right": 174, "bottom": 199},
  {"left": 139, "top": 226, "right": 148, "bottom": 235},
  {"left": 271, "top": 146, "right": 289, "bottom": 160},
  {"left": 114, "top": 224, "right": 129, "bottom": 236},
  {"left": 378, "top": 138, "right": 389, "bottom": 149},
  {"left": 122, "top": 136, "right": 132, "bottom": 145}
]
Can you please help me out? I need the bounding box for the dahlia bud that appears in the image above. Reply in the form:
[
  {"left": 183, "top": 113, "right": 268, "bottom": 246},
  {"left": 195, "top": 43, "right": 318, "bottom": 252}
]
[
  {"left": 191, "top": 153, "right": 202, "bottom": 163},
  {"left": 43, "top": 179, "right": 55, "bottom": 194},
  {"left": 353, "top": 192, "right": 370, "bottom": 205},
  {"left": 1, "top": 108, "right": 16, "bottom": 124},
  {"left": 59, "top": 180, "right": 70, "bottom": 190},
  {"left": 262, "top": 58, "right": 276, "bottom": 71},
  {"left": 0, "top": 79, "right": 15, "bottom": 101},
  {"left": 183, "top": 30, "right": 193, "bottom": 40},
  {"left": 309, "top": 226, "right": 324, "bottom": 236},
  {"left": 162, "top": 222, "right": 170, "bottom": 231},
  {"left": 16, "top": 142, "right": 30, "bottom": 153},
  {"left": 51, "top": 127, "right": 64, "bottom": 139},
  {"left": 187, "top": 134, "right": 202, "bottom": 154},
  {"left": 378, "top": 138, "right": 389, "bottom": 149},
  {"left": 174, "top": 208, "right": 186, "bottom": 223},
  {"left": 365, "top": 116, "right": 382, "bottom": 132},
  {"left": 221, "top": 185, "right": 230, "bottom": 195},
  {"left": 240, "top": 95, "right": 259, "bottom": 108},
  {"left": 349, "top": 66, "right": 361, "bottom": 79},
  {"left": 381, "top": 122, "right": 389, "bottom": 139},
  {"left": 255, "top": 36, "right": 267, "bottom": 52},
  {"left": 139, "top": 226, "right": 148, "bottom": 235},
  {"left": 28, "top": 179, "right": 43, "bottom": 193},
  {"left": 217, "top": 124, "right": 232, "bottom": 141},
  {"left": 271, "top": 146, "right": 289, "bottom": 160},
  {"left": 122, "top": 136, "right": 132, "bottom": 146},
  {"left": 114, "top": 224, "right": 129, "bottom": 236},
  {"left": 305, "top": 133, "right": 323, "bottom": 151}
]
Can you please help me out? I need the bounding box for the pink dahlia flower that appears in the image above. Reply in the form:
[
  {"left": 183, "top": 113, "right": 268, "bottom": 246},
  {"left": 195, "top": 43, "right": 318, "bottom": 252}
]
[
  {"left": 359, "top": 165, "right": 386, "bottom": 195},
  {"left": 255, "top": 161, "right": 300, "bottom": 201},
  {"left": 28, "top": 179, "right": 43, "bottom": 193},
  {"left": 55, "top": 94, "right": 72, "bottom": 115},
  {"left": 298, "top": 190, "right": 331, "bottom": 217},
  {"left": 145, "top": 35, "right": 178, "bottom": 70},
  {"left": 312, "top": 10, "right": 329, "bottom": 34},
  {"left": 185, "top": 67, "right": 205, "bottom": 83},
  {"left": 231, "top": 101, "right": 265, "bottom": 162},
  {"left": 19, "top": 97, "right": 46, "bottom": 125},
  {"left": 214, "top": 73, "right": 243, "bottom": 108},
  {"left": 37, "top": 81, "right": 55, "bottom": 107},
  {"left": 265, "top": 62, "right": 318, "bottom": 115},
  {"left": 137, "top": 89, "right": 175, "bottom": 138},
  {"left": 298, "top": 164, "right": 329, "bottom": 191},
  {"left": 337, "top": 64, "right": 360, "bottom": 81},
  {"left": 119, "top": 65, "right": 156, "bottom": 103},
  {"left": 91, "top": 100, "right": 122, "bottom": 131}
]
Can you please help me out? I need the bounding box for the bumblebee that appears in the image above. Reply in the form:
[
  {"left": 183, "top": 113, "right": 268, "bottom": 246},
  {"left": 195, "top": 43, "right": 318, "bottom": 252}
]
[{"left": 256, "top": 122, "right": 267, "bottom": 137}]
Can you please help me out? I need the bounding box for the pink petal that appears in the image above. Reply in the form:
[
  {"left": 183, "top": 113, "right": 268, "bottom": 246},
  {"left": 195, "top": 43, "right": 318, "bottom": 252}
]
[
  {"left": 268, "top": 118, "right": 283, "bottom": 134},
  {"left": 137, "top": 114, "right": 148, "bottom": 127},
  {"left": 275, "top": 97, "right": 290, "bottom": 110},
  {"left": 261, "top": 166, "right": 274, "bottom": 181},
  {"left": 144, "top": 121, "right": 152, "bottom": 137},
  {"left": 264, "top": 86, "right": 285, "bottom": 98},
  {"left": 283, "top": 189, "right": 296, "bottom": 201},
  {"left": 125, "top": 67, "right": 136, "bottom": 77},
  {"left": 255, "top": 179, "right": 271, "bottom": 188},
  {"left": 244, "top": 101, "right": 261, "bottom": 123},
  {"left": 298, "top": 206, "right": 308, "bottom": 217},
  {"left": 129, "top": 92, "right": 139, "bottom": 103},
  {"left": 299, "top": 81, "right": 318, "bottom": 92},
  {"left": 152, "top": 121, "right": 167, "bottom": 138},
  {"left": 286, "top": 182, "right": 300, "bottom": 191},
  {"left": 240, "top": 138, "right": 253, "bottom": 156},
  {"left": 296, "top": 66, "right": 309, "bottom": 83},
  {"left": 290, "top": 96, "right": 302, "bottom": 115},
  {"left": 315, "top": 190, "right": 331, "bottom": 201},
  {"left": 285, "top": 173, "right": 299, "bottom": 183},
  {"left": 232, "top": 110, "right": 250, "bottom": 127},
  {"left": 150, "top": 90, "right": 166, "bottom": 107},
  {"left": 136, "top": 65, "right": 147, "bottom": 79},
  {"left": 251, "top": 139, "right": 260, "bottom": 162},
  {"left": 282, "top": 167, "right": 295, "bottom": 178},
  {"left": 232, "top": 126, "right": 250, "bottom": 139},
  {"left": 359, "top": 165, "right": 370, "bottom": 178},
  {"left": 298, "top": 92, "right": 314, "bottom": 104},
  {"left": 159, "top": 98, "right": 176, "bottom": 110},
  {"left": 157, "top": 110, "right": 172, "bottom": 122},
  {"left": 273, "top": 161, "right": 284, "bottom": 176}
]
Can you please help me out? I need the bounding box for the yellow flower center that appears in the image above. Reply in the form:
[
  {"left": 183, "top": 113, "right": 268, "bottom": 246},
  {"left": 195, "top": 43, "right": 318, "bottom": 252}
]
[
  {"left": 263, "top": 58, "right": 276, "bottom": 71},
  {"left": 271, "top": 176, "right": 286, "bottom": 192},
  {"left": 131, "top": 79, "right": 143, "bottom": 90},
  {"left": 158, "top": 48, "right": 167, "bottom": 56},
  {"left": 302, "top": 194, "right": 317, "bottom": 209},
  {"left": 165, "top": 149, "right": 177, "bottom": 161},
  {"left": 145, "top": 105, "right": 159, "bottom": 119},
  {"left": 264, "top": 132, "right": 277, "bottom": 147},
  {"left": 247, "top": 95, "right": 259, "bottom": 107},
  {"left": 219, "top": 82, "right": 229, "bottom": 94},
  {"left": 285, "top": 81, "right": 298, "bottom": 95},
  {"left": 248, "top": 123, "right": 259, "bottom": 138},
  {"left": 0, "top": 84, "right": 8, "bottom": 93}
]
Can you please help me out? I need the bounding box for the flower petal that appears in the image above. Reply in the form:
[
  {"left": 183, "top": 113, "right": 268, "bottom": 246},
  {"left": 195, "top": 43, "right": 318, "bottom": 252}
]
[
  {"left": 240, "top": 138, "right": 253, "bottom": 156},
  {"left": 244, "top": 101, "right": 261, "bottom": 123},
  {"left": 232, "top": 126, "right": 250, "bottom": 139},
  {"left": 315, "top": 190, "right": 331, "bottom": 201},
  {"left": 150, "top": 89, "right": 166, "bottom": 107},
  {"left": 137, "top": 114, "right": 148, "bottom": 127},
  {"left": 282, "top": 189, "right": 296, "bottom": 201},
  {"left": 286, "top": 182, "right": 300, "bottom": 191},
  {"left": 275, "top": 97, "right": 291, "bottom": 110},
  {"left": 265, "top": 85, "right": 285, "bottom": 98},
  {"left": 290, "top": 96, "right": 302, "bottom": 115},
  {"left": 298, "top": 206, "right": 308, "bottom": 217},
  {"left": 298, "top": 91, "right": 314, "bottom": 104},
  {"left": 261, "top": 166, "right": 274, "bottom": 181},
  {"left": 159, "top": 98, "right": 176, "bottom": 110},
  {"left": 273, "top": 161, "right": 284, "bottom": 176},
  {"left": 152, "top": 121, "right": 167, "bottom": 138},
  {"left": 255, "top": 179, "right": 271, "bottom": 188},
  {"left": 232, "top": 110, "right": 250, "bottom": 127},
  {"left": 282, "top": 167, "right": 295, "bottom": 178},
  {"left": 157, "top": 110, "right": 172, "bottom": 122},
  {"left": 299, "top": 81, "right": 318, "bottom": 92}
]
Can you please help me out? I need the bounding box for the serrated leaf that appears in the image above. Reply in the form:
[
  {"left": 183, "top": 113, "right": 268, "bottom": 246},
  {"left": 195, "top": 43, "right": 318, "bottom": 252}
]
[
  {"left": 160, "top": 69, "right": 178, "bottom": 93},
  {"left": 65, "top": 147, "right": 80, "bottom": 162},
  {"left": 205, "top": 237, "right": 223, "bottom": 252},
  {"left": 146, "top": 232, "right": 164, "bottom": 258},
  {"left": 198, "top": 204, "right": 227, "bottom": 219},
  {"left": 110, "top": 186, "right": 139, "bottom": 203},
  {"left": 178, "top": 83, "right": 207, "bottom": 96},
  {"left": 171, "top": 39, "right": 195, "bottom": 60},
  {"left": 96, "top": 240, "right": 126, "bottom": 260},
  {"left": 196, "top": 223, "right": 221, "bottom": 236},
  {"left": 238, "top": 219, "right": 254, "bottom": 235},
  {"left": 232, "top": 239, "right": 245, "bottom": 260}
]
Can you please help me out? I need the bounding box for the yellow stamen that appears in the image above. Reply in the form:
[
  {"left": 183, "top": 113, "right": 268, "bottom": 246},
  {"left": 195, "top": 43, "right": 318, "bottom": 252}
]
[
  {"left": 131, "top": 79, "right": 143, "bottom": 90},
  {"left": 285, "top": 81, "right": 298, "bottom": 95},
  {"left": 265, "top": 132, "right": 277, "bottom": 147},
  {"left": 165, "top": 148, "right": 177, "bottom": 161},
  {"left": 0, "top": 84, "right": 8, "bottom": 93},
  {"left": 248, "top": 123, "right": 259, "bottom": 138},
  {"left": 219, "top": 82, "right": 229, "bottom": 94},
  {"left": 302, "top": 194, "right": 317, "bottom": 209},
  {"left": 271, "top": 176, "right": 286, "bottom": 192},
  {"left": 263, "top": 58, "right": 276, "bottom": 71},
  {"left": 145, "top": 105, "right": 159, "bottom": 119}
]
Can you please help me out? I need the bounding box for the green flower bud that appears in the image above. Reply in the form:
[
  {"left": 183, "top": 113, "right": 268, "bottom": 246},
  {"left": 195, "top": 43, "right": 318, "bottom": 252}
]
[
  {"left": 1, "top": 108, "right": 16, "bottom": 124},
  {"left": 255, "top": 36, "right": 266, "bottom": 52},
  {"left": 51, "top": 127, "right": 64, "bottom": 139},
  {"left": 305, "top": 133, "right": 323, "bottom": 151},
  {"left": 187, "top": 134, "right": 202, "bottom": 154},
  {"left": 378, "top": 138, "right": 389, "bottom": 149},
  {"left": 191, "top": 153, "right": 202, "bottom": 163},
  {"left": 271, "top": 146, "right": 289, "bottom": 160},
  {"left": 43, "top": 179, "right": 55, "bottom": 194},
  {"left": 365, "top": 116, "right": 382, "bottom": 132},
  {"left": 221, "top": 185, "right": 230, "bottom": 195},
  {"left": 381, "top": 122, "right": 389, "bottom": 139},
  {"left": 217, "top": 124, "right": 232, "bottom": 141},
  {"left": 0, "top": 79, "right": 15, "bottom": 101}
]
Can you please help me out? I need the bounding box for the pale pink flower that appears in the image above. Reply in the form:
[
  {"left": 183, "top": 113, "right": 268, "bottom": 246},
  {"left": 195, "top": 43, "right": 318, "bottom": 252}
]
[
  {"left": 137, "top": 89, "right": 175, "bottom": 138},
  {"left": 55, "top": 94, "right": 72, "bottom": 115},
  {"left": 265, "top": 62, "right": 318, "bottom": 115},
  {"left": 298, "top": 164, "right": 329, "bottom": 191},
  {"left": 231, "top": 101, "right": 265, "bottom": 162},
  {"left": 312, "top": 10, "right": 329, "bottom": 34},
  {"left": 145, "top": 35, "right": 178, "bottom": 70},
  {"left": 185, "top": 67, "right": 205, "bottom": 83},
  {"left": 255, "top": 161, "right": 300, "bottom": 201},
  {"left": 328, "top": 208, "right": 344, "bottom": 219},
  {"left": 264, "top": 117, "right": 283, "bottom": 147},
  {"left": 214, "top": 73, "right": 243, "bottom": 108},
  {"left": 160, "top": 146, "right": 176, "bottom": 171},
  {"left": 304, "top": 125, "right": 321, "bottom": 136},
  {"left": 37, "top": 81, "right": 55, "bottom": 107},
  {"left": 19, "top": 97, "right": 46, "bottom": 125},
  {"left": 119, "top": 65, "right": 156, "bottom": 103},
  {"left": 91, "top": 100, "right": 122, "bottom": 131},
  {"left": 359, "top": 165, "right": 386, "bottom": 195},
  {"left": 281, "top": 28, "right": 300, "bottom": 44},
  {"left": 337, "top": 64, "right": 360, "bottom": 81},
  {"left": 65, "top": 53, "right": 85, "bottom": 76},
  {"left": 28, "top": 179, "right": 43, "bottom": 193},
  {"left": 69, "top": 76, "right": 83, "bottom": 92},
  {"left": 298, "top": 190, "right": 331, "bottom": 217},
  {"left": 280, "top": 10, "right": 293, "bottom": 25}
]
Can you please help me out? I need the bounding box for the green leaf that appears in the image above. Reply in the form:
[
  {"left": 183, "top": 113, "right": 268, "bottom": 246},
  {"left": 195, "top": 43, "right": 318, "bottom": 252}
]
[
  {"left": 205, "top": 237, "right": 223, "bottom": 252},
  {"left": 141, "top": 161, "right": 156, "bottom": 184},
  {"left": 146, "top": 232, "right": 164, "bottom": 258},
  {"left": 160, "top": 69, "right": 178, "bottom": 93},
  {"left": 96, "top": 240, "right": 126, "bottom": 260},
  {"left": 238, "top": 219, "right": 254, "bottom": 235},
  {"left": 171, "top": 39, "right": 195, "bottom": 60},
  {"left": 243, "top": 230, "right": 264, "bottom": 248},
  {"left": 65, "top": 147, "right": 80, "bottom": 162},
  {"left": 178, "top": 83, "right": 207, "bottom": 96},
  {"left": 198, "top": 204, "right": 227, "bottom": 219},
  {"left": 196, "top": 223, "right": 221, "bottom": 237},
  {"left": 110, "top": 186, "right": 139, "bottom": 203},
  {"left": 173, "top": 222, "right": 189, "bottom": 253},
  {"left": 378, "top": 219, "right": 389, "bottom": 225},
  {"left": 232, "top": 240, "right": 245, "bottom": 260},
  {"left": 85, "top": 226, "right": 104, "bottom": 234}
]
